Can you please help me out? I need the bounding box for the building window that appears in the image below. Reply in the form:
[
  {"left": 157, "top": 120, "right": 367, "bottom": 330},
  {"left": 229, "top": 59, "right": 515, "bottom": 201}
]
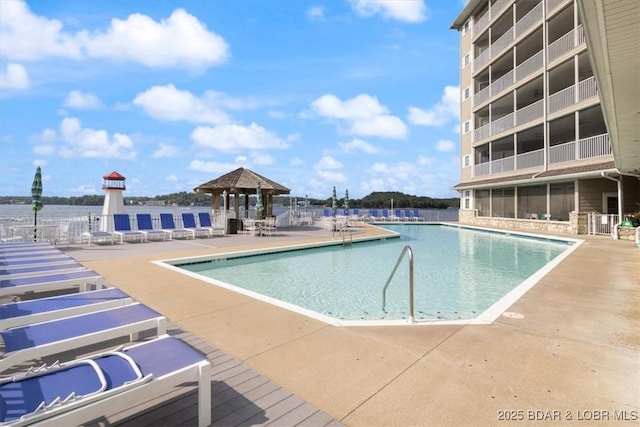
[
  {"left": 475, "top": 189, "right": 490, "bottom": 217},
  {"left": 463, "top": 21, "right": 471, "bottom": 35},
  {"left": 463, "top": 155, "right": 471, "bottom": 167},
  {"left": 463, "top": 190, "right": 471, "bottom": 210},
  {"left": 463, "top": 53, "right": 471, "bottom": 67},
  {"left": 463, "top": 87, "right": 470, "bottom": 100},
  {"left": 463, "top": 121, "right": 471, "bottom": 133}
]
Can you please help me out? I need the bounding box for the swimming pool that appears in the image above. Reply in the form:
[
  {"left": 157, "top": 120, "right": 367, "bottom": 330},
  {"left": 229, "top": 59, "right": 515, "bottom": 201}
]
[{"left": 164, "top": 224, "right": 579, "bottom": 326}]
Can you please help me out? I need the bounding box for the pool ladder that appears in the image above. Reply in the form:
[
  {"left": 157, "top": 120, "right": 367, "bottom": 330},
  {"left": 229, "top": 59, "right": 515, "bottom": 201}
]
[{"left": 382, "top": 245, "right": 414, "bottom": 323}]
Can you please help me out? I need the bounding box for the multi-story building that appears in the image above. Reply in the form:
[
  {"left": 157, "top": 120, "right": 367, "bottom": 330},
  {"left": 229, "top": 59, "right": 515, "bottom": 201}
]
[{"left": 450, "top": 0, "right": 639, "bottom": 235}]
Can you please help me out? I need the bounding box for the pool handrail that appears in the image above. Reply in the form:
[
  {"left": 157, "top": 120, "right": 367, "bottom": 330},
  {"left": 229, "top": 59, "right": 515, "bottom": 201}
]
[{"left": 382, "top": 245, "right": 414, "bottom": 323}]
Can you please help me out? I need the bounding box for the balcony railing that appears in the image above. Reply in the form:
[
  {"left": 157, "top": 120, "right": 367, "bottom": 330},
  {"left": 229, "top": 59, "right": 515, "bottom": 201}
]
[
  {"left": 492, "top": 69, "right": 514, "bottom": 96},
  {"left": 491, "top": 156, "right": 515, "bottom": 173},
  {"left": 515, "top": 99, "right": 544, "bottom": 126},
  {"left": 474, "top": 85, "right": 491, "bottom": 106},
  {"left": 549, "top": 141, "right": 575, "bottom": 163},
  {"left": 548, "top": 76, "right": 597, "bottom": 114},
  {"left": 516, "top": 149, "right": 544, "bottom": 169},
  {"left": 475, "top": 133, "right": 611, "bottom": 178},
  {"left": 547, "top": 0, "right": 568, "bottom": 15},
  {"left": 515, "top": 2, "right": 543, "bottom": 35},
  {"left": 547, "top": 25, "right": 584, "bottom": 63},
  {"left": 579, "top": 133, "right": 611, "bottom": 158},
  {"left": 515, "top": 50, "right": 543, "bottom": 82}
]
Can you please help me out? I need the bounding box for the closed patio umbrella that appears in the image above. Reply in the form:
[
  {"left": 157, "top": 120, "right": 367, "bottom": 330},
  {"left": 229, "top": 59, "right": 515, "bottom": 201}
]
[
  {"left": 344, "top": 189, "right": 349, "bottom": 210},
  {"left": 331, "top": 186, "right": 338, "bottom": 216},
  {"left": 31, "top": 166, "right": 44, "bottom": 241},
  {"left": 255, "top": 181, "right": 264, "bottom": 218}
]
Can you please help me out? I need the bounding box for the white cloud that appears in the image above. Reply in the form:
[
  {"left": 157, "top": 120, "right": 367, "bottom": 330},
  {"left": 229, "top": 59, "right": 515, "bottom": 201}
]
[
  {"left": 0, "top": 63, "right": 30, "bottom": 89},
  {"left": 1, "top": 3, "right": 229, "bottom": 72},
  {"left": 83, "top": 9, "right": 229, "bottom": 71},
  {"left": 63, "top": 90, "right": 103, "bottom": 110},
  {"left": 436, "top": 139, "right": 456, "bottom": 152},
  {"left": 133, "top": 84, "right": 248, "bottom": 125},
  {"left": 350, "top": 0, "right": 428, "bottom": 23},
  {"left": 165, "top": 174, "right": 178, "bottom": 182},
  {"left": 307, "top": 6, "right": 325, "bottom": 21},
  {"left": 313, "top": 155, "right": 346, "bottom": 182},
  {"left": 190, "top": 123, "right": 289, "bottom": 153},
  {"left": 408, "top": 85, "right": 460, "bottom": 126},
  {"left": 311, "top": 94, "right": 407, "bottom": 139},
  {"left": 338, "top": 138, "right": 380, "bottom": 154},
  {"left": 153, "top": 143, "right": 180, "bottom": 158},
  {"left": 56, "top": 117, "right": 137, "bottom": 159},
  {"left": 188, "top": 159, "right": 240, "bottom": 173},
  {"left": 0, "top": 1, "right": 83, "bottom": 60}
]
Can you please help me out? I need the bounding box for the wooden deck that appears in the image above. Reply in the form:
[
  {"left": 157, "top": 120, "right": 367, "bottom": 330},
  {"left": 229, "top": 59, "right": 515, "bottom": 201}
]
[
  {"left": 4, "top": 320, "right": 344, "bottom": 427},
  {"left": 107, "top": 325, "right": 345, "bottom": 427}
]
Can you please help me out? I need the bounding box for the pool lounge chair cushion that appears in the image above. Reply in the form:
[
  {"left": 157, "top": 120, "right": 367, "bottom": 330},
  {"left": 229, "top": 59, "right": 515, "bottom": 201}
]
[
  {"left": 0, "top": 303, "right": 166, "bottom": 372},
  {"left": 0, "top": 269, "right": 105, "bottom": 297},
  {"left": 0, "top": 262, "right": 88, "bottom": 279},
  {"left": 0, "top": 335, "right": 210, "bottom": 427},
  {"left": 0, "top": 287, "right": 132, "bottom": 329}
]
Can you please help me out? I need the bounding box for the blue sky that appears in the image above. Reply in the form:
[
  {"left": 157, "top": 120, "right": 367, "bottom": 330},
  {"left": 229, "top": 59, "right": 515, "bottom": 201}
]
[{"left": 1, "top": 0, "right": 464, "bottom": 199}]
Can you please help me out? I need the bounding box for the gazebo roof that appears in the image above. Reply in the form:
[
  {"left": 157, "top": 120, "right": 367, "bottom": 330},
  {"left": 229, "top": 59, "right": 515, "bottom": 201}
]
[{"left": 193, "top": 167, "right": 290, "bottom": 195}]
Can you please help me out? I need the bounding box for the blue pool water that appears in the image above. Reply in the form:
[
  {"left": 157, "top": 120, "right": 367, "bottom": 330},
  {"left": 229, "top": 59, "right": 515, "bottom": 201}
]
[{"left": 177, "top": 225, "right": 573, "bottom": 323}]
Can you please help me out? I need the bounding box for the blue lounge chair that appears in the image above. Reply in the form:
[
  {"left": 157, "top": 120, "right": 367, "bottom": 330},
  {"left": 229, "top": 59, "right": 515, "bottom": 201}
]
[
  {"left": 404, "top": 209, "right": 415, "bottom": 221},
  {"left": 0, "top": 269, "right": 105, "bottom": 298},
  {"left": 159, "top": 214, "right": 194, "bottom": 239},
  {"left": 0, "top": 335, "right": 211, "bottom": 427},
  {"left": 0, "top": 262, "right": 88, "bottom": 279},
  {"left": 0, "top": 249, "right": 64, "bottom": 261},
  {"left": 181, "top": 213, "right": 211, "bottom": 238},
  {"left": 113, "top": 214, "right": 146, "bottom": 244},
  {"left": 136, "top": 214, "right": 169, "bottom": 241},
  {"left": 0, "top": 242, "right": 54, "bottom": 251},
  {"left": 369, "top": 209, "right": 379, "bottom": 221},
  {"left": 198, "top": 212, "right": 225, "bottom": 236},
  {"left": 0, "top": 255, "right": 77, "bottom": 268},
  {"left": 413, "top": 209, "right": 423, "bottom": 221},
  {"left": 0, "top": 303, "right": 166, "bottom": 372},
  {"left": 394, "top": 209, "right": 403, "bottom": 221},
  {"left": 0, "top": 287, "right": 132, "bottom": 329},
  {"left": 381, "top": 209, "right": 390, "bottom": 221}
]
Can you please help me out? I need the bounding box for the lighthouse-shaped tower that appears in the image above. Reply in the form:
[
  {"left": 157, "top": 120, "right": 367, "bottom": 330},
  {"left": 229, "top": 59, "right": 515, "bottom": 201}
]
[{"left": 100, "top": 171, "right": 126, "bottom": 232}]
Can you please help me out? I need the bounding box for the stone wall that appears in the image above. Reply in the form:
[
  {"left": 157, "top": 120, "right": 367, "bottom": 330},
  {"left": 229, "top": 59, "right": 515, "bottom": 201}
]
[{"left": 458, "top": 209, "right": 582, "bottom": 234}]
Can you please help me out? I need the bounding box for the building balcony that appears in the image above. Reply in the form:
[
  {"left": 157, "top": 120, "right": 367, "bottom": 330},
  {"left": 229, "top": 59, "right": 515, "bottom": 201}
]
[
  {"left": 473, "top": 133, "right": 611, "bottom": 177},
  {"left": 473, "top": 76, "right": 597, "bottom": 144},
  {"left": 472, "top": 2, "right": 542, "bottom": 75}
]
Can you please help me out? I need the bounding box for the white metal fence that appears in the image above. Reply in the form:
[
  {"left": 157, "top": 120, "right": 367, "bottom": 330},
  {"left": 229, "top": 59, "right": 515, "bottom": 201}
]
[{"left": 587, "top": 213, "right": 619, "bottom": 236}]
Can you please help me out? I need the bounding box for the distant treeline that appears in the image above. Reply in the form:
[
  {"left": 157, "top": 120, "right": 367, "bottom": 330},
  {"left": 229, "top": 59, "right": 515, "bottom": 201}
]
[{"left": 0, "top": 191, "right": 459, "bottom": 209}]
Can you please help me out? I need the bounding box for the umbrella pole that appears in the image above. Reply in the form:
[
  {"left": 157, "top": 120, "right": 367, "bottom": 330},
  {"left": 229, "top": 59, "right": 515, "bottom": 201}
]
[{"left": 34, "top": 209, "right": 37, "bottom": 242}]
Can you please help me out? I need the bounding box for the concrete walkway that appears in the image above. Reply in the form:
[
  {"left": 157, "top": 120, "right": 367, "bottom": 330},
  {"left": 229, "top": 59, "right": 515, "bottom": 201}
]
[{"left": 64, "top": 224, "right": 639, "bottom": 426}]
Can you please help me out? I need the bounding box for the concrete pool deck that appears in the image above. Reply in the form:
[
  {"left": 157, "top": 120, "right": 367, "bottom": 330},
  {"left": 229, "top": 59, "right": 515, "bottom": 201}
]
[{"left": 62, "top": 222, "right": 639, "bottom": 426}]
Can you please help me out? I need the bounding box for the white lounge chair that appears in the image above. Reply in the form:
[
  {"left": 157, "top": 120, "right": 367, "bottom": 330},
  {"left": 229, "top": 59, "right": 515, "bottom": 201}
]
[
  {"left": 181, "top": 213, "right": 212, "bottom": 238},
  {"left": 197, "top": 212, "right": 225, "bottom": 236},
  {"left": 0, "top": 302, "right": 166, "bottom": 372},
  {"left": 160, "top": 214, "right": 194, "bottom": 239},
  {"left": 81, "top": 230, "right": 115, "bottom": 246},
  {"left": 0, "top": 335, "right": 211, "bottom": 427},
  {"left": 0, "top": 255, "right": 77, "bottom": 270},
  {"left": 0, "top": 261, "right": 88, "bottom": 280},
  {"left": 0, "top": 269, "right": 105, "bottom": 298},
  {"left": 113, "top": 214, "right": 146, "bottom": 244},
  {"left": 0, "top": 287, "right": 132, "bottom": 329},
  {"left": 136, "top": 214, "right": 169, "bottom": 241}
]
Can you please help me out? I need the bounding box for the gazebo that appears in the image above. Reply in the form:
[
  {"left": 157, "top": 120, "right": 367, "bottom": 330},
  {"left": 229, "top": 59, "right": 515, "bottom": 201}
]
[{"left": 193, "top": 167, "right": 290, "bottom": 220}]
